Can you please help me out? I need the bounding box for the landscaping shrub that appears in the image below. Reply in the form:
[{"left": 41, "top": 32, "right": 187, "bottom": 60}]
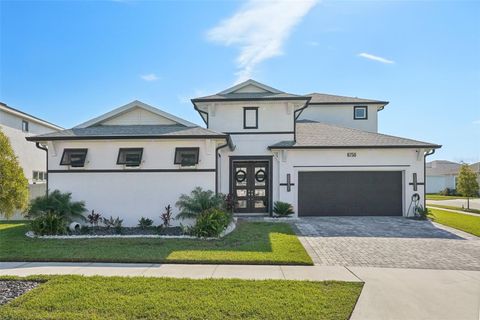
[
  {"left": 439, "top": 188, "right": 456, "bottom": 196},
  {"left": 176, "top": 187, "right": 225, "bottom": 219},
  {"left": 160, "top": 205, "right": 173, "bottom": 227},
  {"left": 138, "top": 217, "right": 154, "bottom": 229},
  {"left": 273, "top": 201, "right": 294, "bottom": 216},
  {"left": 29, "top": 190, "right": 87, "bottom": 222},
  {"left": 30, "top": 211, "right": 66, "bottom": 236},
  {"left": 190, "top": 208, "right": 232, "bottom": 238},
  {"left": 224, "top": 193, "right": 235, "bottom": 214},
  {"left": 87, "top": 210, "right": 102, "bottom": 228},
  {"left": 102, "top": 216, "right": 123, "bottom": 234},
  {"left": 415, "top": 206, "right": 429, "bottom": 220}
]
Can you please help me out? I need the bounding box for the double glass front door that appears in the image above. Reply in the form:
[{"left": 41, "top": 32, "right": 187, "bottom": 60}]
[{"left": 232, "top": 161, "right": 269, "bottom": 213}]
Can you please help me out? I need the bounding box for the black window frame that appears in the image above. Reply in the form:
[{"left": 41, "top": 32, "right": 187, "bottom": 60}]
[
  {"left": 116, "top": 148, "right": 144, "bottom": 167},
  {"left": 174, "top": 147, "right": 200, "bottom": 167},
  {"left": 353, "top": 106, "right": 368, "bottom": 120},
  {"left": 243, "top": 107, "right": 259, "bottom": 129},
  {"left": 60, "top": 148, "right": 88, "bottom": 167},
  {"left": 22, "top": 120, "right": 29, "bottom": 132}
]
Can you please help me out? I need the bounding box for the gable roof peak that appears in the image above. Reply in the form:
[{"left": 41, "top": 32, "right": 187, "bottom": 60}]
[
  {"left": 218, "top": 79, "right": 284, "bottom": 95},
  {"left": 74, "top": 100, "right": 197, "bottom": 128}
]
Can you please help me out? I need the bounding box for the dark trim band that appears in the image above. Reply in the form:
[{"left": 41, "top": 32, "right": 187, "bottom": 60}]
[
  {"left": 225, "top": 131, "right": 294, "bottom": 135},
  {"left": 308, "top": 101, "right": 388, "bottom": 105},
  {"left": 269, "top": 145, "right": 442, "bottom": 150},
  {"left": 191, "top": 97, "right": 310, "bottom": 103},
  {"left": 293, "top": 165, "right": 411, "bottom": 168},
  {"left": 27, "top": 134, "right": 227, "bottom": 141},
  {"left": 48, "top": 169, "right": 216, "bottom": 173}
]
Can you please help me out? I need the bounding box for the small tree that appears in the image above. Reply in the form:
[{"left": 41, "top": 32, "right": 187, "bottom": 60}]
[
  {"left": 0, "top": 128, "right": 29, "bottom": 219},
  {"left": 456, "top": 164, "right": 479, "bottom": 210}
]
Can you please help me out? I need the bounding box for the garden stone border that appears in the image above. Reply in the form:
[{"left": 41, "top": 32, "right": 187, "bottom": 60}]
[{"left": 26, "top": 219, "right": 237, "bottom": 240}]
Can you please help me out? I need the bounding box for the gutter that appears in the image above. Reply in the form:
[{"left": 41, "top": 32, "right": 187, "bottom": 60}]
[
  {"left": 424, "top": 148, "right": 436, "bottom": 209},
  {"left": 35, "top": 142, "right": 49, "bottom": 197}
]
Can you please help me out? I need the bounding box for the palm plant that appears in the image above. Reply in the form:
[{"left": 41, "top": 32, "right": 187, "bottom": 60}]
[
  {"left": 29, "top": 190, "right": 87, "bottom": 222},
  {"left": 176, "top": 187, "right": 225, "bottom": 219},
  {"left": 273, "top": 201, "right": 294, "bottom": 216}
]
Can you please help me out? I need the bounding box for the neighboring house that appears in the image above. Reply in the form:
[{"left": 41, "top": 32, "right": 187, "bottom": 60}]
[
  {"left": 0, "top": 102, "right": 63, "bottom": 218},
  {"left": 425, "top": 160, "right": 462, "bottom": 193},
  {"left": 26, "top": 80, "right": 440, "bottom": 225},
  {"left": 469, "top": 162, "right": 480, "bottom": 189}
]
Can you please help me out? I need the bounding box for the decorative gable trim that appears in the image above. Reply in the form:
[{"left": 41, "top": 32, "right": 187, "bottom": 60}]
[
  {"left": 218, "top": 79, "right": 284, "bottom": 95},
  {"left": 74, "top": 100, "right": 197, "bottom": 128}
]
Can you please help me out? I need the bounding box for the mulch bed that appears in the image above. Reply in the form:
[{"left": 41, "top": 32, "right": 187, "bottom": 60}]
[
  {"left": 0, "top": 280, "right": 40, "bottom": 305},
  {"left": 74, "top": 226, "right": 184, "bottom": 236}
]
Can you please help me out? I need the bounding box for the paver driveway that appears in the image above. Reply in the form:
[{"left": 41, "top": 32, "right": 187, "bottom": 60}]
[{"left": 295, "top": 217, "right": 480, "bottom": 270}]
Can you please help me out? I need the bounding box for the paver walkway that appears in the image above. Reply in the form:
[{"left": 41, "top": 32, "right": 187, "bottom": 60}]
[{"left": 295, "top": 217, "right": 480, "bottom": 270}]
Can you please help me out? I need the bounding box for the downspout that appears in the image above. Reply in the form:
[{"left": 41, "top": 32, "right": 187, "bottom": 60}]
[
  {"left": 215, "top": 139, "right": 230, "bottom": 194},
  {"left": 424, "top": 148, "right": 436, "bottom": 209},
  {"left": 35, "top": 142, "right": 48, "bottom": 197},
  {"left": 293, "top": 98, "right": 311, "bottom": 142}
]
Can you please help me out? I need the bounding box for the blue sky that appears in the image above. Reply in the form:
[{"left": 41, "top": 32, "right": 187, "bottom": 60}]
[{"left": 1, "top": 0, "right": 479, "bottom": 162}]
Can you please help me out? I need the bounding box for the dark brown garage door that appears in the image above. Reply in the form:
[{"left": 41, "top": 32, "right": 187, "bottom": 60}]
[{"left": 298, "top": 171, "right": 403, "bottom": 216}]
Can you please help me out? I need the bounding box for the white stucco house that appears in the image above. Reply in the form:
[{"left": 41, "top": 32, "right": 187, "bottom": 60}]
[
  {"left": 1, "top": 102, "right": 63, "bottom": 218},
  {"left": 425, "top": 160, "right": 462, "bottom": 193},
  {"left": 26, "top": 80, "right": 441, "bottom": 226}
]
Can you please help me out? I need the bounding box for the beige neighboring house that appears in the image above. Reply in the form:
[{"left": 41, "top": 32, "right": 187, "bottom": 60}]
[
  {"left": 426, "top": 160, "right": 462, "bottom": 193},
  {"left": 0, "top": 102, "right": 63, "bottom": 219}
]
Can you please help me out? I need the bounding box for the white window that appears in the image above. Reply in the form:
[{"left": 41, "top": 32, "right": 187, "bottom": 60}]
[
  {"left": 22, "top": 120, "right": 29, "bottom": 132},
  {"left": 243, "top": 107, "right": 258, "bottom": 129}
]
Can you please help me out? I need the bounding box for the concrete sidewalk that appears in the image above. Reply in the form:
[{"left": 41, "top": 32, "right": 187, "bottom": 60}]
[
  {"left": 1, "top": 262, "right": 479, "bottom": 320},
  {"left": 0, "top": 262, "right": 359, "bottom": 281}
]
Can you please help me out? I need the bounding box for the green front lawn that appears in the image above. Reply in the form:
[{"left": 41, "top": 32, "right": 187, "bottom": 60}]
[
  {"left": 426, "top": 194, "right": 477, "bottom": 201},
  {"left": 0, "top": 221, "right": 312, "bottom": 265},
  {"left": 0, "top": 276, "right": 362, "bottom": 320},
  {"left": 429, "top": 208, "right": 480, "bottom": 237},
  {"left": 427, "top": 204, "right": 480, "bottom": 214}
]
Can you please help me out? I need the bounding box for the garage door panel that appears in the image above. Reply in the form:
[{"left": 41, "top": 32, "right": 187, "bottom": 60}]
[{"left": 298, "top": 171, "right": 402, "bottom": 216}]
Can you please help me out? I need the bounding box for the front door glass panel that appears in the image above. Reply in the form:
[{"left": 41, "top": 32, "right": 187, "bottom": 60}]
[{"left": 232, "top": 161, "right": 269, "bottom": 213}]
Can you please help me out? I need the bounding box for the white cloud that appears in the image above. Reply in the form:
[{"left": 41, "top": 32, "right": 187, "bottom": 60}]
[
  {"left": 140, "top": 73, "right": 159, "bottom": 81},
  {"left": 307, "top": 41, "right": 319, "bottom": 46},
  {"left": 473, "top": 120, "right": 480, "bottom": 125},
  {"left": 358, "top": 52, "right": 395, "bottom": 64},
  {"left": 207, "top": 0, "right": 318, "bottom": 83}
]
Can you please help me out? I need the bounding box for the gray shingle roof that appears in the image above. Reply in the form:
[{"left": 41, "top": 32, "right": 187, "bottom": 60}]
[
  {"left": 305, "top": 93, "right": 388, "bottom": 105},
  {"left": 426, "top": 160, "right": 462, "bottom": 176},
  {"left": 269, "top": 122, "right": 441, "bottom": 149},
  {"left": 26, "top": 125, "right": 227, "bottom": 141}
]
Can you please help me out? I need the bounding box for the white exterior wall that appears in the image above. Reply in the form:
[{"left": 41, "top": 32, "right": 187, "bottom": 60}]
[
  {"left": 47, "top": 139, "right": 222, "bottom": 226},
  {"left": 274, "top": 148, "right": 425, "bottom": 217},
  {"left": 426, "top": 175, "right": 456, "bottom": 193},
  {"left": 299, "top": 104, "right": 379, "bottom": 132},
  {"left": 217, "top": 133, "right": 293, "bottom": 196},
  {"left": 198, "top": 100, "right": 303, "bottom": 133}
]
